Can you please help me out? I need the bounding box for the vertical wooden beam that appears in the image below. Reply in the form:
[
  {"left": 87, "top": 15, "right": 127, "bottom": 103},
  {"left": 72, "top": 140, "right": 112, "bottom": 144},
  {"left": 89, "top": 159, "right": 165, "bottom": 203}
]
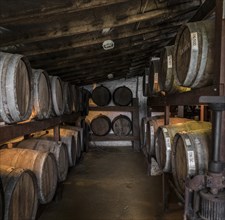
[
  {"left": 200, "top": 105, "right": 205, "bottom": 121},
  {"left": 215, "top": 0, "right": 225, "bottom": 162},
  {"left": 132, "top": 98, "right": 140, "bottom": 151},
  {"left": 54, "top": 125, "right": 60, "bottom": 142},
  {"left": 164, "top": 105, "right": 170, "bottom": 125}
]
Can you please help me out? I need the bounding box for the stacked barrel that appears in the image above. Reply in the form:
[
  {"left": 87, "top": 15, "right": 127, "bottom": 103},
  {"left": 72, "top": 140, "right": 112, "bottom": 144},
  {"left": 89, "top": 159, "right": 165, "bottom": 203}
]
[
  {"left": 90, "top": 85, "right": 133, "bottom": 136},
  {"left": 141, "top": 19, "right": 215, "bottom": 194}
]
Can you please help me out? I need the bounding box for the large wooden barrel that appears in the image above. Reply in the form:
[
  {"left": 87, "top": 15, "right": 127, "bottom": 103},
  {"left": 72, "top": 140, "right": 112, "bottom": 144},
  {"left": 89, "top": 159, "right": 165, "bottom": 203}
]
[
  {"left": 148, "top": 58, "right": 162, "bottom": 96},
  {"left": 0, "top": 52, "right": 33, "bottom": 124},
  {"left": 174, "top": 20, "right": 214, "bottom": 88},
  {"left": 71, "top": 85, "right": 80, "bottom": 113},
  {"left": 16, "top": 139, "right": 69, "bottom": 182},
  {"left": 91, "top": 115, "right": 111, "bottom": 136},
  {"left": 50, "top": 76, "right": 64, "bottom": 116},
  {"left": 155, "top": 121, "right": 211, "bottom": 173},
  {"left": 63, "top": 82, "right": 73, "bottom": 114},
  {"left": 32, "top": 69, "right": 52, "bottom": 120},
  {"left": 0, "top": 148, "right": 58, "bottom": 204},
  {"left": 92, "top": 85, "right": 111, "bottom": 106},
  {"left": 146, "top": 116, "right": 190, "bottom": 157},
  {"left": 172, "top": 129, "right": 212, "bottom": 194},
  {"left": 60, "top": 128, "right": 82, "bottom": 162},
  {"left": 142, "top": 68, "right": 150, "bottom": 97},
  {"left": 0, "top": 178, "right": 4, "bottom": 220},
  {"left": 112, "top": 115, "right": 132, "bottom": 136},
  {"left": 113, "top": 86, "right": 133, "bottom": 106},
  {"left": 0, "top": 165, "right": 38, "bottom": 220},
  {"left": 159, "top": 46, "right": 190, "bottom": 94}
]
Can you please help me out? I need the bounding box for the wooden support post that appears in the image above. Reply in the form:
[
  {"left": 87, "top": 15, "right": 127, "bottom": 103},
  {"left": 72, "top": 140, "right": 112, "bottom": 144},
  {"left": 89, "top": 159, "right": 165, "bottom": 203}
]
[
  {"left": 54, "top": 125, "right": 60, "bottom": 142},
  {"left": 200, "top": 105, "right": 205, "bottom": 121},
  {"left": 215, "top": 0, "right": 225, "bottom": 163},
  {"left": 164, "top": 105, "right": 170, "bottom": 125},
  {"left": 132, "top": 98, "right": 140, "bottom": 151}
]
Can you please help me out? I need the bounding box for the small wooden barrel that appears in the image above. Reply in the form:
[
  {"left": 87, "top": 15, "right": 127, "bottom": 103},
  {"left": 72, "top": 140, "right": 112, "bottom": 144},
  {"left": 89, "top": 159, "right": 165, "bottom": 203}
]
[
  {"left": 159, "top": 46, "right": 190, "bottom": 94},
  {"left": 92, "top": 85, "right": 111, "bottom": 106},
  {"left": 0, "top": 52, "right": 33, "bottom": 124},
  {"left": 142, "top": 68, "right": 150, "bottom": 97},
  {"left": 91, "top": 115, "right": 111, "bottom": 136},
  {"left": 172, "top": 129, "right": 212, "bottom": 194},
  {"left": 16, "top": 139, "right": 69, "bottom": 182},
  {"left": 174, "top": 20, "right": 214, "bottom": 88},
  {"left": 0, "top": 148, "right": 58, "bottom": 204},
  {"left": 0, "top": 178, "right": 4, "bottom": 220},
  {"left": 0, "top": 165, "right": 38, "bottom": 220},
  {"left": 148, "top": 58, "right": 162, "bottom": 96},
  {"left": 145, "top": 116, "right": 189, "bottom": 157},
  {"left": 112, "top": 115, "right": 132, "bottom": 136},
  {"left": 60, "top": 128, "right": 82, "bottom": 162},
  {"left": 155, "top": 121, "right": 211, "bottom": 173},
  {"left": 71, "top": 85, "right": 80, "bottom": 113},
  {"left": 63, "top": 81, "right": 73, "bottom": 114},
  {"left": 32, "top": 69, "right": 52, "bottom": 120},
  {"left": 50, "top": 76, "right": 64, "bottom": 116},
  {"left": 113, "top": 86, "right": 133, "bottom": 106}
]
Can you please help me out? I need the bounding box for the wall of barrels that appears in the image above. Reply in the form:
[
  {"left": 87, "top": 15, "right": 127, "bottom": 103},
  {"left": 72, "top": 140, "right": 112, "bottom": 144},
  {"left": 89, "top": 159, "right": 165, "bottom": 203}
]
[
  {"left": 85, "top": 80, "right": 140, "bottom": 149},
  {"left": 0, "top": 51, "right": 91, "bottom": 220},
  {"left": 141, "top": 18, "right": 216, "bottom": 204}
]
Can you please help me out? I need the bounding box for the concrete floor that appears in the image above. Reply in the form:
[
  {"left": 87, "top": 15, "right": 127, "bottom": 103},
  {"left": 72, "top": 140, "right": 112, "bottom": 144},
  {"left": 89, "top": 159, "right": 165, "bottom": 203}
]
[{"left": 38, "top": 147, "right": 183, "bottom": 220}]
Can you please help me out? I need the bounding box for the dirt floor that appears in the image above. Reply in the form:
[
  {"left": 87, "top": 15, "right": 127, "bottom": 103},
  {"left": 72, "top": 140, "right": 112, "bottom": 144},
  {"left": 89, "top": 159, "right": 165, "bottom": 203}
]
[{"left": 38, "top": 146, "right": 183, "bottom": 220}]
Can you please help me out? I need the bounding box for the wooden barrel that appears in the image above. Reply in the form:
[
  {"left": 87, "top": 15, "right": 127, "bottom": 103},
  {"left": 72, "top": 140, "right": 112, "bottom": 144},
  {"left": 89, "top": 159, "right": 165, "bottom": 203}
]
[
  {"left": 142, "top": 68, "right": 150, "bottom": 97},
  {"left": 174, "top": 20, "right": 214, "bottom": 88},
  {"left": 16, "top": 139, "right": 69, "bottom": 182},
  {"left": 113, "top": 86, "right": 133, "bottom": 106},
  {"left": 91, "top": 115, "right": 111, "bottom": 136},
  {"left": 0, "top": 165, "right": 38, "bottom": 220},
  {"left": 172, "top": 129, "right": 212, "bottom": 194},
  {"left": 159, "top": 46, "right": 190, "bottom": 94},
  {"left": 71, "top": 85, "right": 80, "bottom": 113},
  {"left": 0, "top": 178, "right": 4, "bottom": 220},
  {"left": 0, "top": 52, "right": 33, "bottom": 124},
  {"left": 63, "top": 81, "right": 73, "bottom": 114},
  {"left": 155, "top": 121, "right": 211, "bottom": 173},
  {"left": 32, "top": 69, "right": 52, "bottom": 120},
  {"left": 145, "top": 116, "right": 190, "bottom": 157},
  {"left": 148, "top": 58, "right": 162, "bottom": 96},
  {"left": 112, "top": 115, "right": 132, "bottom": 136},
  {"left": 92, "top": 85, "right": 111, "bottom": 106},
  {"left": 0, "top": 148, "right": 58, "bottom": 204},
  {"left": 60, "top": 128, "right": 82, "bottom": 162},
  {"left": 50, "top": 76, "right": 64, "bottom": 116}
]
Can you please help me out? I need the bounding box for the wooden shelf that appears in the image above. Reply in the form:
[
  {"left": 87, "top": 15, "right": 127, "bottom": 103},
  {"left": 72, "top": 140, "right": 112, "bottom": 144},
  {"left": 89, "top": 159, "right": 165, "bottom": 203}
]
[
  {"left": 89, "top": 105, "right": 138, "bottom": 112},
  {"left": 0, "top": 112, "right": 80, "bottom": 144},
  {"left": 90, "top": 134, "right": 139, "bottom": 141},
  {"left": 147, "top": 85, "right": 221, "bottom": 106}
]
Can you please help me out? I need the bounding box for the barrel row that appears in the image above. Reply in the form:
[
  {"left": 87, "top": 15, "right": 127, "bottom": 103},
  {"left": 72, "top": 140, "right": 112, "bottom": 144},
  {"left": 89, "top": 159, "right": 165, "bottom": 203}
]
[
  {"left": 91, "top": 85, "right": 133, "bottom": 106},
  {"left": 90, "top": 114, "right": 132, "bottom": 136},
  {"left": 143, "top": 20, "right": 214, "bottom": 96},
  {"left": 0, "top": 124, "right": 89, "bottom": 220},
  {"left": 143, "top": 117, "right": 212, "bottom": 195},
  {"left": 0, "top": 52, "right": 90, "bottom": 124}
]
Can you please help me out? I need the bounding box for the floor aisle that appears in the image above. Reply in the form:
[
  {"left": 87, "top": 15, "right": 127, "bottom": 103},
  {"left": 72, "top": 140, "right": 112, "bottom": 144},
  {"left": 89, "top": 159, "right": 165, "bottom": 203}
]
[{"left": 39, "top": 147, "right": 183, "bottom": 220}]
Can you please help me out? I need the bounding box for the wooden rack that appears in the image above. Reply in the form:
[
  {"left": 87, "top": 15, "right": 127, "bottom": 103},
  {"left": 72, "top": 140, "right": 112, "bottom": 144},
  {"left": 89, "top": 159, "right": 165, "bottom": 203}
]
[
  {"left": 0, "top": 112, "right": 80, "bottom": 144},
  {"left": 89, "top": 98, "right": 140, "bottom": 151}
]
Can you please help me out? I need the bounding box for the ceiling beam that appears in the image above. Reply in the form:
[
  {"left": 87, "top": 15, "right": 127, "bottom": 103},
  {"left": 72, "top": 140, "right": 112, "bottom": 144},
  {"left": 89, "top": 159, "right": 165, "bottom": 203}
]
[
  {"left": 0, "top": 0, "right": 129, "bottom": 25},
  {"left": 0, "top": 3, "right": 199, "bottom": 47}
]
